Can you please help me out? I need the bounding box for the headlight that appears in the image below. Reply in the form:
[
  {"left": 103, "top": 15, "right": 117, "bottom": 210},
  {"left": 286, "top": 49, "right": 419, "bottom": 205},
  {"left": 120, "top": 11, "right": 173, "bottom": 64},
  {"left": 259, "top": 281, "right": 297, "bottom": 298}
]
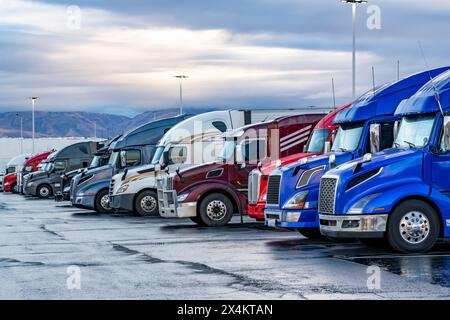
[
  {"left": 348, "top": 193, "right": 381, "bottom": 214},
  {"left": 283, "top": 191, "right": 309, "bottom": 210},
  {"left": 116, "top": 184, "right": 129, "bottom": 194},
  {"left": 177, "top": 193, "right": 189, "bottom": 202}
]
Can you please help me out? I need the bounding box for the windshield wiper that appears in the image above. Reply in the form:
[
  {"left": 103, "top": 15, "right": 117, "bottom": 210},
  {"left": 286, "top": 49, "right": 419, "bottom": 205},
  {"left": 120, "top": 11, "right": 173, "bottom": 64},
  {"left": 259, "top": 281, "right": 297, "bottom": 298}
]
[
  {"left": 404, "top": 140, "right": 417, "bottom": 148},
  {"left": 393, "top": 142, "right": 400, "bottom": 148},
  {"left": 332, "top": 147, "right": 348, "bottom": 152}
]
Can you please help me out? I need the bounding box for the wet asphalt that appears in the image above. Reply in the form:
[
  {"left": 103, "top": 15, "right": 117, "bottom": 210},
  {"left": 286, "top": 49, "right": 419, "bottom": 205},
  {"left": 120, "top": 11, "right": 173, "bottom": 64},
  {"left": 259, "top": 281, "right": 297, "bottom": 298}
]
[{"left": 1, "top": 192, "right": 450, "bottom": 299}]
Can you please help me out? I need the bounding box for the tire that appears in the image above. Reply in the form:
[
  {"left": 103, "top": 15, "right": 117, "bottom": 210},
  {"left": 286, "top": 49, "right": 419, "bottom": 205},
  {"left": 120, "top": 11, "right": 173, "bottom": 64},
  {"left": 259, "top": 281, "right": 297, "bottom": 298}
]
[
  {"left": 11, "top": 183, "right": 18, "bottom": 194},
  {"left": 198, "top": 193, "right": 234, "bottom": 227},
  {"left": 190, "top": 216, "right": 207, "bottom": 226},
  {"left": 298, "top": 228, "right": 324, "bottom": 239},
  {"left": 94, "top": 189, "right": 113, "bottom": 214},
  {"left": 386, "top": 200, "right": 440, "bottom": 253},
  {"left": 37, "top": 184, "right": 52, "bottom": 199},
  {"left": 134, "top": 190, "right": 159, "bottom": 216}
]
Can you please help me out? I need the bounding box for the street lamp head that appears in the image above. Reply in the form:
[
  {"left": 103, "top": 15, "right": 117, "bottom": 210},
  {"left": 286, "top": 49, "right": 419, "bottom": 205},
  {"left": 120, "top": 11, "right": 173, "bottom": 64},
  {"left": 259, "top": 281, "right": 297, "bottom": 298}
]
[
  {"left": 28, "top": 97, "right": 39, "bottom": 100},
  {"left": 174, "top": 75, "right": 188, "bottom": 79},
  {"left": 341, "top": 0, "right": 367, "bottom": 3}
]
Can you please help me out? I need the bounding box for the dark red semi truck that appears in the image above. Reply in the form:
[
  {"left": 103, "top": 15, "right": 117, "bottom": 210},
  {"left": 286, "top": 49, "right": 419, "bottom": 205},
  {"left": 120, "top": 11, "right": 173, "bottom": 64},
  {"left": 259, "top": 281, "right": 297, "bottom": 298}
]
[{"left": 157, "top": 113, "right": 326, "bottom": 227}]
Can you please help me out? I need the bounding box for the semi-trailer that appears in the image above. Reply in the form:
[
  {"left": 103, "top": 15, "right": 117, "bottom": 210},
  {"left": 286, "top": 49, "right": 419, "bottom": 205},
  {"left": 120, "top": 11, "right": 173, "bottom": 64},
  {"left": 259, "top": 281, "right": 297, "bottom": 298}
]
[
  {"left": 247, "top": 104, "right": 351, "bottom": 221},
  {"left": 109, "top": 109, "right": 330, "bottom": 216},
  {"left": 23, "top": 141, "right": 104, "bottom": 198},
  {"left": 263, "top": 67, "right": 449, "bottom": 238},
  {"left": 318, "top": 68, "right": 450, "bottom": 253},
  {"left": 157, "top": 113, "right": 326, "bottom": 226},
  {"left": 71, "top": 116, "right": 191, "bottom": 213}
]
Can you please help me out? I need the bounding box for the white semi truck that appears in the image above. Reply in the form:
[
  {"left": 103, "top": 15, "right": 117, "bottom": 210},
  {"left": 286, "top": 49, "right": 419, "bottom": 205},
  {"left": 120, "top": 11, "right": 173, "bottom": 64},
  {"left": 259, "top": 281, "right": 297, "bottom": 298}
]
[{"left": 108, "top": 109, "right": 330, "bottom": 216}]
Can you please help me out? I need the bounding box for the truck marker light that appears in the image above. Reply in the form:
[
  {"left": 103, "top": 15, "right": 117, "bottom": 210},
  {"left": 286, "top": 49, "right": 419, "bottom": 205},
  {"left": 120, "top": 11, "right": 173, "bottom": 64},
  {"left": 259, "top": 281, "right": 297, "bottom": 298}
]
[
  {"left": 374, "top": 208, "right": 385, "bottom": 211},
  {"left": 446, "top": 220, "right": 450, "bottom": 227}
]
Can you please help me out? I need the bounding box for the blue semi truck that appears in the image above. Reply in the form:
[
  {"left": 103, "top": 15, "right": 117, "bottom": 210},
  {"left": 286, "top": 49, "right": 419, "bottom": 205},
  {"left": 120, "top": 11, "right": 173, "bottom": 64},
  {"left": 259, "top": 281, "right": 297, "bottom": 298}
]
[
  {"left": 263, "top": 67, "right": 449, "bottom": 239},
  {"left": 71, "top": 115, "right": 191, "bottom": 213},
  {"left": 318, "top": 68, "right": 450, "bottom": 253}
]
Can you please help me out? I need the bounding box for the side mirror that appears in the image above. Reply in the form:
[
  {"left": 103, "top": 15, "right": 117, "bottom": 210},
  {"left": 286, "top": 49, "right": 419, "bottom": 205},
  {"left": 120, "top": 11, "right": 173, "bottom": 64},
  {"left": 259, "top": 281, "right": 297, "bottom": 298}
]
[
  {"left": 393, "top": 121, "right": 400, "bottom": 141},
  {"left": 162, "top": 150, "right": 170, "bottom": 168},
  {"left": 235, "top": 143, "right": 244, "bottom": 164},
  {"left": 120, "top": 151, "right": 127, "bottom": 168},
  {"left": 324, "top": 141, "right": 332, "bottom": 154},
  {"left": 445, "top": 118, "right": 450, "bottom": 152},
  {"left": 369, "top": 123, "right": 381, "bottom": 153}
]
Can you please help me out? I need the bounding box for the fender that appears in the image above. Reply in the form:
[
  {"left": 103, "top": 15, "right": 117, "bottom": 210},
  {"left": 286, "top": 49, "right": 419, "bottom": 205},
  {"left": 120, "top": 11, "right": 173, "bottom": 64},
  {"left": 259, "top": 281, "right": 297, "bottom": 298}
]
[
  {"left": 360, "top": 182, "right": 431, "bottom": 215},
  {"left": 182, "top": 181, "right": 244, "bottom": 214},
  {"left": 77, "top": 179, "right": 110, "bottom": 197}
]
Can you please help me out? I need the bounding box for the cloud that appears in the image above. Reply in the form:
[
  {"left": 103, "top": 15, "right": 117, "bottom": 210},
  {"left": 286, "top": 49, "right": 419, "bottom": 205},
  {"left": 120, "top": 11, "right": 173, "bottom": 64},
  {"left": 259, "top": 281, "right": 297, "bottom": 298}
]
[{"left": 0, "top": 0, "right": 448, "bottom": 114}]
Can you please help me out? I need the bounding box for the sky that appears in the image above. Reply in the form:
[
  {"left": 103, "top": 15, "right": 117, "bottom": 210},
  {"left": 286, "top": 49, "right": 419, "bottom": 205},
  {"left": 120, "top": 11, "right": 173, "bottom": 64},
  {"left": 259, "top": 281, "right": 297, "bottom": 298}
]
[{"left": 0, "top": 0, "right": 449, "bottom": 116}]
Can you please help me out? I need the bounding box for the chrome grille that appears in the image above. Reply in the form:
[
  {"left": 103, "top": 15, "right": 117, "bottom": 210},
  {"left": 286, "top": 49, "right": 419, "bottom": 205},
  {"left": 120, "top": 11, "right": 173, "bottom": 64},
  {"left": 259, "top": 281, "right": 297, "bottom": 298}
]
[
  {"left": 248, "top": 170, "right": 262, "bottom": 204},
  {"left": 266, "top": 175, "right": 281, "bottom": 205},
  {"left": 319, "top": 177, "right": 337, "bottom": 214},
  {"left": 167, "top": 176, "right": 174, "bottom": 190}
]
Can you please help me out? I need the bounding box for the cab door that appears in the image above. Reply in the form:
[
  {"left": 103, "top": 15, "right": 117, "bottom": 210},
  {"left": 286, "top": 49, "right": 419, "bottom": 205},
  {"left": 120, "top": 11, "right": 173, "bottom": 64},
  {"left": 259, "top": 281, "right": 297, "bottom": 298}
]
[
  {"left": 228, "top": 138, "right": 266, "bottom": 195},
  {"left": 431, "top": 116, "right": 450, "bottom": 195}
]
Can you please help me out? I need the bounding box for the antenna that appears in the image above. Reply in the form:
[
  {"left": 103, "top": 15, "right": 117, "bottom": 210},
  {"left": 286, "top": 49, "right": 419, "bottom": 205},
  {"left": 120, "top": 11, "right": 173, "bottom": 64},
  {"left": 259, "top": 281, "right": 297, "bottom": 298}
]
[
  {"left": 397, "top": 60, "right": 400, "bottom": 81},
  {"left": 418, "top": 41, "right": 444, "bottom": 116},
  {"left": 371, "top": 66, "right": 376, "bottom": 93},
  {"left": 332, "top": 77, "right": 337, "bottom": 110}
]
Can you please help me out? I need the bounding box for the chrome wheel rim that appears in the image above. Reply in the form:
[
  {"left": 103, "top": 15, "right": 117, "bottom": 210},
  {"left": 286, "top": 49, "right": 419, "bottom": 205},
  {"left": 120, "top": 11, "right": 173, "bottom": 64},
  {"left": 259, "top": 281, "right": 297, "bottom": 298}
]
[
  {"left": 206, "top": 200, "right": 227, "bottom": 221},
  {"left": 140, "top": 196, "right": 157, "bottom": 213},
  {"left": 399, "top": 211, "right": 430, "bottom": 244},
  {"left": 40, "top": 187, "right": 50, "bottom": 197},
  {"left": 100, "top": 195, "right": 110, "bottom": 210}
]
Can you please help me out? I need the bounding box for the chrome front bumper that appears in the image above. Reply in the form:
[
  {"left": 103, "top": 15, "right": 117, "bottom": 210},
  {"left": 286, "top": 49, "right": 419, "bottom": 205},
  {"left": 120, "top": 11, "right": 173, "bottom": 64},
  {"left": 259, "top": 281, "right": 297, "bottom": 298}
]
[
  {"left": 319, "top": 214, "right": 388, "bottom": 238},
  {"left": 157, "top": 185, "right": 197, "bottom": 218}
]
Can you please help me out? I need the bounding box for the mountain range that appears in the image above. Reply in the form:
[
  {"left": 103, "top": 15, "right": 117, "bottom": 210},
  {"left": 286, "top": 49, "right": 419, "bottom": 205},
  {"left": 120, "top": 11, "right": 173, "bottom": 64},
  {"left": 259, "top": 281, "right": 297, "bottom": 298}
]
[{"left": 0, "top": 108, "right": 213, "bottom": 138}]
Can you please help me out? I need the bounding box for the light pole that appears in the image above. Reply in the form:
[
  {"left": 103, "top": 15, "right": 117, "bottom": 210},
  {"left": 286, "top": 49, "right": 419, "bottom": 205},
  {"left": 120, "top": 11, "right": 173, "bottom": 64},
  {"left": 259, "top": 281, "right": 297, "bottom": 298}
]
[
  {"left": 174, "top": 75, "right": 188, "bottom": 115},
  {"left": 29, "top": 97, "right": 38, "bottom": 153},
  {"left": 16, "top": 113, "right": 23, "bottom": 154},
  {"left": 341, "top": 0, "right": 367, "bottom": 101}
]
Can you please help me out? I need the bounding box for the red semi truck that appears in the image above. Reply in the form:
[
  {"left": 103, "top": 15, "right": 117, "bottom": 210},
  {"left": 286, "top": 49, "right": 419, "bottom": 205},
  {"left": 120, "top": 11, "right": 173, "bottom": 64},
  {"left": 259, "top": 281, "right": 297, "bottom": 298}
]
[
  {"left": 247, "top": 104, "right": 351, "bottom": 220},
  {"left": 157, "top": 113, "right": 327, "bottom": 227},
  {"left": 4, "top": 151, "right": 53, "bottom": 193}
]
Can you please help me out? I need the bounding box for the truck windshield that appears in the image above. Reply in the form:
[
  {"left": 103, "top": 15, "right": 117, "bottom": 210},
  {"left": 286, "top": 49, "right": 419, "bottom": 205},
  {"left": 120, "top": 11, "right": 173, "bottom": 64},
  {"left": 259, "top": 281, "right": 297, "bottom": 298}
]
[
  {"left": 331, "top": 124, "right": 364, "bottom": 152},
  {"left": 151, "top": 147, "right": 165, "bottom": 165},
  {"left": 6, "top": 167, "right": 15, "bottom": 174},
  {"left": 108, "top": 151, "right": 119, "bottom": 166},
  {"left": 306, "top": 129, "right": 330, "bottom": 153},
  {"left": 42, "top": 162, "right": 53, "bottom": 172},
  {"left": 393, "top": 115, "right": 436, "bottom": 149}
]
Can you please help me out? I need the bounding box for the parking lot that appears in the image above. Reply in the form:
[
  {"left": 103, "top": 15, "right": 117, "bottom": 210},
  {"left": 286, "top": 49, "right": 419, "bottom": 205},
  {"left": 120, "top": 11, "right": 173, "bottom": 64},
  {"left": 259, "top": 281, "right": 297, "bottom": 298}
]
[{"left": 1, "top": 192, "right": 450, "bottom": 299}]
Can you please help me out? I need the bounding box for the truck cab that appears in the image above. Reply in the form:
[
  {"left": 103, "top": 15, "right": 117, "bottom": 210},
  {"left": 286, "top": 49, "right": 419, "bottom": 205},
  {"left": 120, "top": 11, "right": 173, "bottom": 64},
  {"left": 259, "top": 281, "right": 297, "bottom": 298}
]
[
  {"left": 3, "top": 153, "right": 32, "bottom": 193},
  {"left": 157, "top": 113, "right": 326, "bottom": 227},
  {"left": 71, "top": 116, "right": 190, "bottom": 213},
  {"left": 248, "top": 104, "right": 352, "bottom": 221},
  {"left": 23, "top": 141, "right": 103, "bottom": 198},
  {"left": 263, "top": 67, "right": 449, "bottom": 239},
  {"left": 109, "top": 109, "right": 329, "bottom": 217},
  {"left": 18, "top": 151, "right": 53, "bottom": 194},
  {"left": 319, "top": 67, "right": 450, "bottom": 253}
]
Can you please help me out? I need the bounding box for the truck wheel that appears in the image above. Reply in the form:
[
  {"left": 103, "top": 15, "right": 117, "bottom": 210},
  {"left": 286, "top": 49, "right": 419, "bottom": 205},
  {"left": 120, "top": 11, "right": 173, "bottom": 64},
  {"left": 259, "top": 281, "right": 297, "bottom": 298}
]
[
  {"left": 94, "top": 189, "right": 113, "bottom": 214},
  {"left": 37, "top": 184, "right": 52, "bottom": 199},
  {"left": 134, "top": 190, "right": 159, "bottom": 216},
  {"left": 298, "top": 228, "right": 324, "bottom": 239},
  {"left": 198, "top": 193, "right": 233, "bottom": 227},
  {"left": 190, "top": 217, "right": 207, "bottom": 226},
  {"left": 387, "top": 200, "right": 440, "bottom": 253},
  {"left": 11, "top": 183, "right": 18, "bottom": 194}
]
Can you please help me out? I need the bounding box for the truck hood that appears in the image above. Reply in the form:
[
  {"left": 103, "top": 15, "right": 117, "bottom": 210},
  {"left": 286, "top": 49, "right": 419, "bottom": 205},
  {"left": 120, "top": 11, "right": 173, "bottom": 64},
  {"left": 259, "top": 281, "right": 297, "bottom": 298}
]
[
  {"left": 83, "top": 164, "right": 112, "bottom": 177},
  {"left": 175, "top": 162, "right": 224, "bottom": 193},
  {"left": 27, "top": 171, "right": 49, "bottom": 181},
  {"left": 331, "top": 148, "right": 421, "bottom": 177},
  {"left": 261, "top": 152, "right": 319, "bottom": 175}
]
